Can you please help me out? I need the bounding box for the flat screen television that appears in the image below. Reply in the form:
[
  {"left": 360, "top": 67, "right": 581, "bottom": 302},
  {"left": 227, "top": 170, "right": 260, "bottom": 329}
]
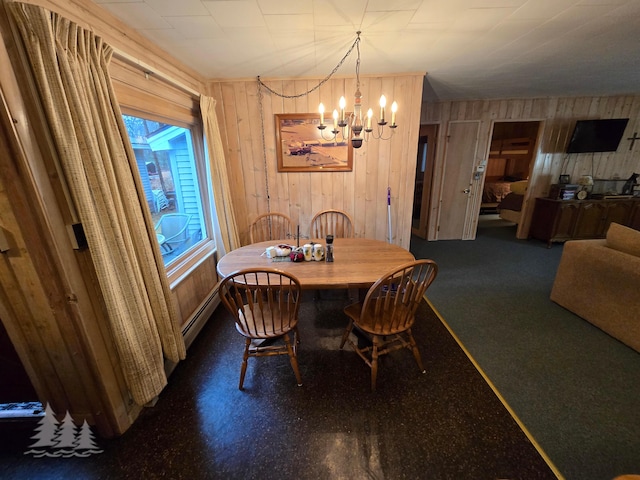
[{"left": 566, "top": 118, "right": 629, "bottom": 153}]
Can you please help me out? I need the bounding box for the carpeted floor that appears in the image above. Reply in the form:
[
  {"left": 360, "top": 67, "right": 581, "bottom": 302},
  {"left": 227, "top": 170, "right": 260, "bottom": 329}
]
[
  {"left": 411, "top": 216, "right": 640, "bottom": 480},
  {"left": 0, "top": 294, "right": 559, "bottom": 479}
]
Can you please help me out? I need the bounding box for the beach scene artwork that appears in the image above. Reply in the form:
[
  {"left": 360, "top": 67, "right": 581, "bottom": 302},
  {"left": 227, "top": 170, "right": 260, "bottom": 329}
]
[{"left": 275, "top": 114, "right": 353, "bottom": 172}]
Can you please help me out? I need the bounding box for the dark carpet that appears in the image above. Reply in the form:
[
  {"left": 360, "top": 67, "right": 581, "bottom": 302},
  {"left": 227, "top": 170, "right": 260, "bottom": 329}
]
[
  {"left": 411, "top": 217, "right": 640, "bottom": 480},
  {"left": 0, "top": 295, "right": 558, "bottom": 479}
]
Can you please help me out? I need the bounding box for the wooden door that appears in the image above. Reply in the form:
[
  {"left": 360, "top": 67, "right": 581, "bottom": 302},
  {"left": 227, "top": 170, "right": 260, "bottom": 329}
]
[
  {"left": 411, "top": 125, "right": 437, "bottom": 239},
  {"left": 437, "top": 121, "right": 479, "bottom": 240}
]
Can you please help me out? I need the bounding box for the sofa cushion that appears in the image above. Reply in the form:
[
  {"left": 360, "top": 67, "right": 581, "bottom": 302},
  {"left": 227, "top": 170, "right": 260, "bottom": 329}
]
[{"left": 606, "top": 222, "right": 640, "bottom": 258}]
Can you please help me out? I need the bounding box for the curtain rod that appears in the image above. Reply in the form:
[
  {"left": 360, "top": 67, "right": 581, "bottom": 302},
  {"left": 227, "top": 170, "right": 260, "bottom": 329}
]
[{"left": 111, "top": 47, "right": 201, "bottom": 98}]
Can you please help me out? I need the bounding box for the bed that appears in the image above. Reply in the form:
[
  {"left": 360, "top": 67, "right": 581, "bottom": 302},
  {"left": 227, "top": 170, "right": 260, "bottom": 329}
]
[
  {"left": 482, "top": 180, "right": 515, "bottom": 205},
  {"left": 496, "top": 180, "right": 528, "bottom": 224},
  {"left": 481, "top": 176, "right": 525, "bottom": 214}
]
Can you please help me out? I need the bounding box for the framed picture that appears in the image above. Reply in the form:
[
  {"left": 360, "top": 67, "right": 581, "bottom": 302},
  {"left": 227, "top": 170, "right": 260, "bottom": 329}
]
[
  {"left": 275, "top": 113, "right": 353, "bottom": 172},
  {"left": 559, "top": 174, "right": 571, "bottom": 184}
]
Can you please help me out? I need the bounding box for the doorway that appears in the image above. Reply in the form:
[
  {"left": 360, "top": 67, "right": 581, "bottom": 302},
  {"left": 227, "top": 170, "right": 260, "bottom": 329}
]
[
  {"left": 412, "top": 124, "right": 437, "bottom": 239},
  {"left": 479, "top": 121, "right": 541, "bottom": 235}
]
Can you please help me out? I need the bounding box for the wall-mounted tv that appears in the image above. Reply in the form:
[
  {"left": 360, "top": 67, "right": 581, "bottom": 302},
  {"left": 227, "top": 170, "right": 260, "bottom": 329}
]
[{"left": 566, "top": 118, "right": 629, "bottom": 153}]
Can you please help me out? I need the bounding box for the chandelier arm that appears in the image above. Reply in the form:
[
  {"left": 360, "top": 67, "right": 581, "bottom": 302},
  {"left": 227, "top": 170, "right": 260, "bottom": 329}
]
[{"left": 256, "top": 33, "right": 361, "bottom": 99}]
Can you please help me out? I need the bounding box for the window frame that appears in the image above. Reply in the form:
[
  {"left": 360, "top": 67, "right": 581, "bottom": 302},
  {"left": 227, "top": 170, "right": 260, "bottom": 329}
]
[{"left": 112, "top": 62, "right": 216, "bottom": 289}]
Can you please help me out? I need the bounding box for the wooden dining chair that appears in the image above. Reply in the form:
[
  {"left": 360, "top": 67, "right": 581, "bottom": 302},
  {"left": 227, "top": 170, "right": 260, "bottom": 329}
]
[
  {"left": 249, "top": 212, "right": 292, "bottom": 243},
  {"left": 309, "top": 209, "right": 354, "bottom": 239},
  {"left": 340, "top": 259, "right": 438, "bottom": 391},
  {"left": 219, "top": 267, "right": 303, "bottom": 390}
]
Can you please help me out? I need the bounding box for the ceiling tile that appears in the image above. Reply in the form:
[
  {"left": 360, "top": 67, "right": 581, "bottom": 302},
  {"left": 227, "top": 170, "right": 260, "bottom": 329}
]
[
  {"left": 144, "top": 0, "right": 210, "bottom": 16},
  {"left": 163, "top": 16, "right": 225, "bottom": 39},
  {"left": 258, "top": 0, "right": 313, "bottom": 15},
  {"left": 203, "top": 1, "right": 267, "bottom": 27},
  {"left": 100, "top": 2, "right": 171, "bottom": 29}
]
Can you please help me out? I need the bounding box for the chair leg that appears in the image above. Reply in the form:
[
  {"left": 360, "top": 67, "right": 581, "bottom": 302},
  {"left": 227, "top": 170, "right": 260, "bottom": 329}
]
[
  {"left": 239, "top": 337, "right": 251, "bottom": 390},
  {"left": 407, "top": 329, "right": 426, "bottom": 373},
  {"left": 370, "top": 336, "right": 380, "bottom": 392},
  {"left": 340, "top": 319, "right": 354, "bottom": 349},
  {"left": 293, "top": 326, "right": 301, "bottom": 355},
  {"left": 284, "top": 333, "right": 303, "bottom": 386}
]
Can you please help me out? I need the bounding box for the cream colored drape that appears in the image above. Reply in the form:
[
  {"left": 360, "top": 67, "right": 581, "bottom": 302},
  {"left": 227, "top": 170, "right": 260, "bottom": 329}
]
[
  {"left": 201, "top": 95, "right": 240, "bottom": 256},
  {"left": 9, "top": 2, "right": 185, "bottom": 405}
]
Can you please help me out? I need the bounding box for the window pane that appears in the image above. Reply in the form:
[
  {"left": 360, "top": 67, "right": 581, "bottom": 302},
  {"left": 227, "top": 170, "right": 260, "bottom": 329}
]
[{"left": 123, "top": 114, "right": 208, "bottom": 266}]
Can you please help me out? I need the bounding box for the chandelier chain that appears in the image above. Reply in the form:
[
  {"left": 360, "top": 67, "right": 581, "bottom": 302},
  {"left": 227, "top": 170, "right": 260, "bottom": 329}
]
[
  {"left": 256, "top": 82, "right": 271, "bottom": 214},
  {"left": 256, "top": 32, "right": 361, "bottom": 99}
]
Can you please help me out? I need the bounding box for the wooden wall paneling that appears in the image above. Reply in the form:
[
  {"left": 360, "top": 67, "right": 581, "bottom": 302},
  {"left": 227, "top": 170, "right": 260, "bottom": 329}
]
[
  {"left": 221, "top": 81, "right": 248, "bottom": 243},
  {"left": 395, "top": 74, "right": 421, "bottom": 247},
  {"left": 173, "top": 255, "right": 217, "bottom": 327},
  {"left": 272, "top": 79, "right": 291, "bottom": 220},
  {"left": 338, "top": 79, "right": 357, "bottom": 220},
  {"left": 248, "top": 80, "right": 271, "bottom": 219},
  {"left": 389, "top": 75, "right": 407, "bottom": 245},
  {"left": 328, "top": 79, "right": 350, "bottom": 220},
  {"left": 325, "top": 78, "right": 348, "bottom": 217},
  {"left": 254, "top": 79, "right": 280, "bottom": 223},
  {"left": 284, "top": 80, "right": 304, "bottom": 232},
  {"left": 233, "top": 81, "right": 261, "bottom": 242},
  {"left": 217, "top": 82, "right": 249, "bottom": 244},
  {"left": 0, "top": 83, "right": 132, "bottom": 436},
  {"left": 299, "top": 79, "right": 319, "bottom": 233},
  {"left": 352, "top": 77, "right": 368, "bottom": 240},
  {"left": 373, "top": 76, "right": 393, "bottom": 243},
  {"left": 363, "top": 76, "right": 382, "bottom": 241},
  {"left": 352, "top": 72, "right": 373, "bottom": 238},
  {"left": 308, "top": 80, "right": 331, "bottom": 230},
  {"left": 210, "top": 74, "right": 423, "bottom": 249}
]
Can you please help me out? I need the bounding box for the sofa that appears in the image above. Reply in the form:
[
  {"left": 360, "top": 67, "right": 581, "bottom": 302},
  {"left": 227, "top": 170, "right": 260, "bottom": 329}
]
[{"left": 550, "top": 222, "right": 640, "bottom": 353}]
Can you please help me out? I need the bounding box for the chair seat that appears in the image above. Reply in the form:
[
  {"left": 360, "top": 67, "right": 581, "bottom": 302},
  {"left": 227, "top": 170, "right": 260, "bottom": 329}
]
[
  {"left": 236, "top": 306, "right": 297, "bottom": 338},
  {"left": 344, "top": 301, "right": 415, "bottom": 336}
]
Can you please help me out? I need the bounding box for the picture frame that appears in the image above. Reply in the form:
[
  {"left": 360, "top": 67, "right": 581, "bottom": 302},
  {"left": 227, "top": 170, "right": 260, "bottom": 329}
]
[
  {"left": 559, "top": 174, "right": 571, "bottom": 184},
  {"left": 275, "top": 113, "right": 353, "bottom": 172}
]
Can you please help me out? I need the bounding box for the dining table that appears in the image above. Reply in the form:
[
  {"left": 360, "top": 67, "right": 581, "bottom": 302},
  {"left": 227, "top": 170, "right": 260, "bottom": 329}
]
[{"left": 216, "top": 238, "right": 415, "bottom": 290}]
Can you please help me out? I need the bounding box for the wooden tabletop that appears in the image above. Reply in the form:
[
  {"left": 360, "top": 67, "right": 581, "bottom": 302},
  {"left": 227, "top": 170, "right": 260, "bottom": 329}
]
[{"left": 216, "top": 238, "right": 415, "bottom": 289}]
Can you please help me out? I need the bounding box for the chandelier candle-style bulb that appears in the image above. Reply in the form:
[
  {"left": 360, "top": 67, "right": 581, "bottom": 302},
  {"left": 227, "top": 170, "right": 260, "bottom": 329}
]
[
  {"left": 319, "top": 103, "right": 325, "bottom": 126},
  {"left": 391, "top": 101, "right": 398, "bottom": 128},
  {"left": 379, "top": 95, "right": 387, "bottom": 125},
  {"left": 332, "top": 109, "right": 339, "bottom": 132},
  {"left": 366, "top": 108, "right": 373, "bottom": 131},
  {"left": 338, "top": 96, "right": 347, "bottom": 127}
]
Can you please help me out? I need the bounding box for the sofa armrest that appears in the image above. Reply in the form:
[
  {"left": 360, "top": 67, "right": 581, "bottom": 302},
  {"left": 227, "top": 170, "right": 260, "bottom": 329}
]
[{"left": 551, "top": 239, "right": 640, "bottom": 352}]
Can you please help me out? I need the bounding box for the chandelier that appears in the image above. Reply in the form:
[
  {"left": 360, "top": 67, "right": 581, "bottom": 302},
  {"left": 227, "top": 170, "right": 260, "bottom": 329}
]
[{"left": 317, "top": 31, "right": 398, "bottom": 149}]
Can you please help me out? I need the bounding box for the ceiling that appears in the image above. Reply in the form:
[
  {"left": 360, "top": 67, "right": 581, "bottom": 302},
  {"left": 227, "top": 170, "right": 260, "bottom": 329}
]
[{"left": 91, "top": 0, "right": 640, "bottom": 102}]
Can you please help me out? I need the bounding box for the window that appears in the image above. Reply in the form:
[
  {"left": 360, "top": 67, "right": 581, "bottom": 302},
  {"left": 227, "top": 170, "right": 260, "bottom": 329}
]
[{"left": 123, "top": 114, "right": 209, "bottom": 267}]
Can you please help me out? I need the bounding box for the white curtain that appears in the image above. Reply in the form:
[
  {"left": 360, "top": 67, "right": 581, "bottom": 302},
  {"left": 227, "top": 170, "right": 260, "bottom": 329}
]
[
  {"left": 9, "top": 2, "right": 186, "bottom": 405},
  {"left": 201, "top": 95, "right": 240, "bottom": 256}
]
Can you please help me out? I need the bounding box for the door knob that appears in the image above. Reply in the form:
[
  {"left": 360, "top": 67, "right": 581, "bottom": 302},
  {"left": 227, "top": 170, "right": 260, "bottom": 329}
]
[{"left": 463, "top": 188, "right": 471, "bottom": 194}]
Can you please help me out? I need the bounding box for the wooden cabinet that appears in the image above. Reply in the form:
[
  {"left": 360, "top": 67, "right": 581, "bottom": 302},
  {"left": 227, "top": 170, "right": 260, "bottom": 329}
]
[
  {"left": 529, "top": 197, "right": 640, "bottom": 247},
  {"left": 630, "top": 202, "right": 640, "bottom": 230}
]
